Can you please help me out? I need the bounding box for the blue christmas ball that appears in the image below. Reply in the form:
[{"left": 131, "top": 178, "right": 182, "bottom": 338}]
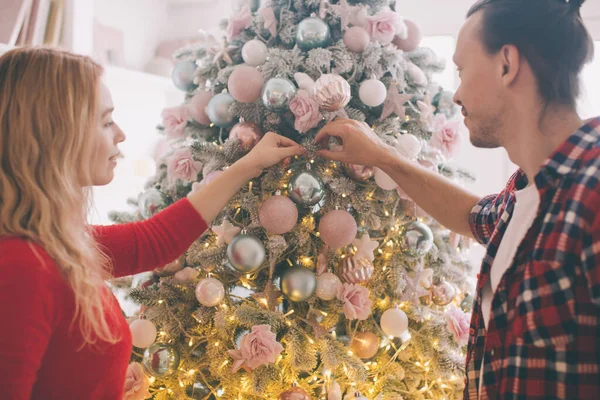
[
  {"left": 261, "top": 78, "right": 296, "bottom": 111},
  {"left": 206, "top": 92, "right": 236, "bottom": 127},
  {"left": 296, "top": 17, "right": 331, "bottom": 51},
  {"left": 172, "top": 60, "right": 198, "bottom": 92}
]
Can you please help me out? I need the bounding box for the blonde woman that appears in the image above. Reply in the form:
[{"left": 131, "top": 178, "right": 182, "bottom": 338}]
[{"left": 0, "top": 47, "right": 303, "bottom": 399}]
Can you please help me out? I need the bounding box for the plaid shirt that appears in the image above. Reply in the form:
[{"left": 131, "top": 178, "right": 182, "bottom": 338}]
[{"left": 465, "top": 117, "right": 600, "bottom": 400}]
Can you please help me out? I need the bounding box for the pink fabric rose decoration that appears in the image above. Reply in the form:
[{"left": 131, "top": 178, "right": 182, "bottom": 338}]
[
  {"left": 123, "top": 362, "right": 151, "bottom": 400},
  {"left": 445, "top": 306, "right": 471, "bottom": 346},
  {"left": 336, "top": 283, "right": 372, "bottom": 321},
  {"left": 167, "top": 148, "right": 202, "bottom": 184},
  {"left": 161, "top": 106, "right": 189, "bottom": 140},
  {"left": 227, "top": 6, "right": 253, "bottom": 40},
  {"left": 430, "top": 114, "right": 463, "bottom": 160},
  {"left": 289, "top": 90, "right": 323, "bottom": 134},
  {"left": 366, "top": 11, "right": 406, "bottom": 45},
  {"left": 228, "top": 324, "right": 284, "bottom": 373}
]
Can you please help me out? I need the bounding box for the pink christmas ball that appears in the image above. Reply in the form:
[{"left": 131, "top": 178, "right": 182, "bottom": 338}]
[
  {"left": 259, "top": 195, "right": 299, "bottom": 234},
  {"left": 129, "top": 319, "right": 157, "bottom": 348},
  {"left": 316, "top": 272, "right": 342, "bottom": 301},
  {"left": 393, "top": 19, "right": 422, "bottom": 53},
  {"left": 228, "top": 65, "right": 265, "bottom": 103},
  {"left": 343, "top": 26, "right": 370, "bottom": 53},
  {"left": 229, "top": 121, "right": 263, "bottom": 150},
  {"left": 187, "top": 91, "right": 213, "bottom": 125},
  {"left": 318, "top": 210, "right": 357, "bottom": 249},
  {"left": 395, "top": 134, "right": 422, "bottom": 159},
  {"left": 374, "top": 168, "right": 397, "bottom": 190}
]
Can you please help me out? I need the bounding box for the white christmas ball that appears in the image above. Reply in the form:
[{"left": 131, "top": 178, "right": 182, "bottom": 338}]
[
  {"left": 359, "top": 79, "right": 387, "bottom": 107},
  {"left": 242, "top": 39, "right": 269, "bottom": 66},
  {"left": 395, "top": 134, "right": 422, "bottom": 159},
  {"left": 316, "top": 272, "right": 342, "bottom": 301},
  {"left": 380, "top": 308, "right": 409, "bottom": 338},
  {"left": 374, "top": 168, "right": 397, "bottom": 190},
  {"left": 130, "top": 319, "right": 157, "bottom": 348},
  {"left": 195, "top": 277, "right": 225, "bottom": 307}
]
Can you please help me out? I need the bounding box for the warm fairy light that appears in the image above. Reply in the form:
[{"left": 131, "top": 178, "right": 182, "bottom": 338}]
[
  {"left": 215, "top": 341, "right": 220, "bottom": 347},
  {"left": 315, "top": 232, "right": 320, "bottom": 237},
  {"left": 308, "top": 337, "right": 314, "bottom": 344},
  {"left": 204, "top": 242, "right": 210, "bottom": 248},
  {"left": 347, "top": 350, "right": 354, "bottom": 356},
  {"left": 320, "top": 310, "right": 328, "bottom": 316},
  {"left": 188, "top": 369, "right": 196, "bottom": 375},
  {"left": 385, "top": 344, "right": 391, "bottom": 350},
  {"left": 158, "top": 300, "right": 164, "bottom": 304},
  {"left": 249, "top": 182, "right": 253, "bottom": 191},
  {"left": 277, "top": 355, "right": 283, "bottom": 363},
  {"left": 220, "top": 360, "right": 229, "bottom": 368},
  {"left": 378, "top": 249, "right": 383, "bottom": 254},
  {"left": 246, "top": 274, "right": 251, "bottom": 279},
  {"left": 332, "top": 330, "right": 337, "bottom": 340},
  {"left": 189, "top": 339, "right": 194, "bottom": 346},
  {"left": 283, "top": 309, "right": 295, "bottom": 317},
  {"left": 325, "top": 169, "right": 331, "bottom": 173},
  {"left": 159, "top": 331, "right": 166, "bottom": 336},
  {"left": 229, "top": 315, "right": 236, "bottom": 321},
  {"left": 259, "top": 298, "right": 268, "bottom": 306},
  {"left": 149, "top": 377, "right": 155, "bottom": 384},
  {"left": 342, "top": 194, "right": 347, "bottom": 198},
  {"left": 310, "top": 159, "right": 315, "bottom": 163},
  {"left": 179, "top": 381, "right": 184, "bottom": 388},
  {"left": 382, "top": 266, "right": 387, "bottom": 271},
  {"left": 384, "top": 210, "right": 390, "bottom": 216}
]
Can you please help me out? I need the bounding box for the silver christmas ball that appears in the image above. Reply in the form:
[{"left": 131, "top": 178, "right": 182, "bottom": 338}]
[
  {"left": 172, "top": 60, "right": 198, "bottom": 92},
  {"left": 227, "top": 234, "right": 266, "bottom": 273},
  {"left": 281, "top": 266, "right": 317, "bottom": 302},
  {"left": 399, "top": 221, "right": 434, "bottom": 258},
  {"left": 262, "top": 77, "right": 297, "bottom": 111},
  {"left": 142, "top": 343, "right": 180, "bottom": 377},
  {"left": 138, "top": 188, "right": 166, "bottom": 219},
  {"left": 206, "top": 92, "right": 236, "bottom": 127},
  {"left": 185, "top": 381, "right": 211, "bottom": 399},
  {"left": 432, "top": 281, "right": 458, "bottom": 306},
  {"left": 461, "top": 293, "right": 474, "bottom": 312},
  {"left": 288, "top": 170, "right": 325, "bottom": 207},
  {"left": 296, "top": 17, "right": 331, "bottom": 51}
]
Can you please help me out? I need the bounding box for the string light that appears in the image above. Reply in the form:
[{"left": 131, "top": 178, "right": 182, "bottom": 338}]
[{"left": 189, "top": 339, "right": 194, "bottom": 347}]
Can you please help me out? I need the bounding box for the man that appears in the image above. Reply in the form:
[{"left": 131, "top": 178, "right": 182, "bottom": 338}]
[{"left": 316, "top": 0, "right": 598, "bottom": 398}]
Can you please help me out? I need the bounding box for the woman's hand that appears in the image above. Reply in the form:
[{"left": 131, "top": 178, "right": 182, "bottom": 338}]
[{"left": 237, "top": 132, "right": 305, "bottom": 178}]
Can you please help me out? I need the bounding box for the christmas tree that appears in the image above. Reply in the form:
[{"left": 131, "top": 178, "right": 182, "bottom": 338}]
[{"left": 111, "top": 0, "right": 477, "bottom": 398}]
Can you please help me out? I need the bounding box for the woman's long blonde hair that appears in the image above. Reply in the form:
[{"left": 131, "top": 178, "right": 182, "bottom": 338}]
[{"left": 0, "top": 47, "right": 119, "bottom": 345}]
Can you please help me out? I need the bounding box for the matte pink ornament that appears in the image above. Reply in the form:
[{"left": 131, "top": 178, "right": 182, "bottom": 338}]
[
  {"left": 187, "top": 91, "right": 213, "bottom": 125},
  {"left": 392, "top": 19, "right": 422, "bottom": 53},
  {"left": 319, "top": 210, "right": 357, "bottom": 249},
  {"left": 338, "top": 256, "right": 374, "bottom": 284},
  {"left": 374, "top": 168, "right": 397, "bottom": 190},
  {"left": 395, "top": 134, "right": 422, "bottom": 159},
  {"left": 343, "top": 26, "right": 370, "bottom": 53},
  {"left": 341, "top": 163, "right": 374, "bottom": 182},
  {"left": 229, "top": 121, "right": 263, "bottom": 150},
  {"left": 259, "top": 195, "right": 299, "bottom": 234},
  {"left": 228, "top": 65, "right": 265, "bottom": 103},
  {"left": 129, "top": 319, "right": 157, "bottom": 348}
]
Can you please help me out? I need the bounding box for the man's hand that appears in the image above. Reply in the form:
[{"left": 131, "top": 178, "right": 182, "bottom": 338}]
[{"left": 315, "top": 119, "right": 395, "bottom": 167}]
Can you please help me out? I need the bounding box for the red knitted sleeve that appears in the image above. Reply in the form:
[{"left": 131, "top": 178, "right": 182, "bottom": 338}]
[{"left": 93, "top": 198, "right": 208, "bottom": 278}]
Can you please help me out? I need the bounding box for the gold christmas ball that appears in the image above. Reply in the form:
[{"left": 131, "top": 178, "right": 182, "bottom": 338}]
[
  {"left": 350, "top": 331, "right": 381, "bottom": 359},
  {"left": 279, "top": 385, "right": 311, "bottom": 400}
]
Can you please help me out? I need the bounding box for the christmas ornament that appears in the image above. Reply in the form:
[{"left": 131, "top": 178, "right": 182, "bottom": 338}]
[
  {"left": 374, "top": 168, "right": 397, "bottom": 190},
  {"left": 329, "top": 0, "right": 364, "bottom": 29},
  {"left": 432, "top": 280, "right": 457, "bottom": 306},
  {"left": 262, "top": 77, "right": 297, "bottom": 111},
  {"left": 229, "top": 121, "right": 263, "bottom": 150},
  {"left": 399, "top": 221, "right": 434, "bottom": 258},
  {"left": 142, "top": 343, "right": 180, "bottom": 377},
  {"left": 380, "top": 307, "right": 409, "bottom": 338},
  {"left": 419, "top": 267, "right": 434, "bottom": 289},
  {"left": 343, "top": 26, "right": 370, "bottom": 53},
  {"left": 281, "top": 266, "right": 317, "bottom": 302},
  {"left": 173, "top": 267, "right": 199, "bottom": 284},
  {"left": 279, "top": 383, "right": 311, "bottom": 400},
  {"left": 206, "top": 92, "right": 236, "bottom": 127},
  {"left": 352, "top": 233, "right": 379, "bottom": 262},
  {"left": 461, "top": 293, "right": 474, "bottom": 312},
  {"left": 212, "top": 219, "right": 241, "bottom": 246},
  {"left": 418, "top": 98, "right": 435, "bottom": 128},
  {"left": 207, "top": 37, "right": 238, "bottom": 65},
  {"left": 432, "top": 90, "right": 458, "bottom": 118},
  {"left": 154, "top": 253, "right": 186, "bottom": 277},
  {"left": 316, "top": 271, "right": 342, "bottom": 300},
  {"left": 380, "top": 82, "right": 413, "bottom": 120},
  {"left": 129, "top": 319, "right": 157, "bottom": 348},
  {"left": 296, "top": 16, "right": 331, "bottom": 51},
  {"left": 172, "top": 60, "right": 198, "bottom": 92},
  {"left": 259, "top": 195, "right": 298, "bottom": 234},
  {"left": 392, "top": 19, "right": 422, "bottom": 52},
  {"left": 395, "top": 134, "right": 422, "bottom": 159},
  {"left": 350, "top": 331, "right": 380, "bottom": 359},
  {"left": 288, "top": 169, "right": 326, "bottom": 207},
  {"left": 313, "top": 74, "right": 351, "bottom": 112},
  {"left": 188, "top": 91, "right": 213, "bottom": 125},
  {"left": 407, "top": 62, "right": 428, "bottom": 87},
  {"left": 242, "top": 39, "right": 268, "bottom": 66},
  {"left": 341, "top": 163, "right": 374, "bottom": 182},
  {"left": 227, "top": 234, "right": 266, "bottom": 273},
  {"left": 328, "top": 381, "right": 342, "bottom": 400},
  {"left": 319, "top": 210, "right": 357, "bottom": 249},
  {"left": 359, "top": 79, "right": 387, "bottom": 107},
  {"left": 228, "top": 65, "right": 264, "bottom": 103},
  {"left": 338, "top": 256, "right": 374, "bottom": 284},
  {"left": 294, "top": 72, "right": 315, "bottom": 93},
  {"left": 185, "top": 381, "right": 211, "bottom": 399},
  {"left": 138, "top": 188, "right": 166, "bottom": 219},
  {"left": 195, "top": 277, "right": 225, "bottom": 307}
]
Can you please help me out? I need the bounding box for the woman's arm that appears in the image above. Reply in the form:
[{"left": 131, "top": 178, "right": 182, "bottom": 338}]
[{"left": 94, "top": 132, "right": 303, "bottom": 278}]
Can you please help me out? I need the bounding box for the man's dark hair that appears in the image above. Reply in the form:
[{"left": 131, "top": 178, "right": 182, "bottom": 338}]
[{"left": 467, "top": 0, "right": 594, "bottom": 108}]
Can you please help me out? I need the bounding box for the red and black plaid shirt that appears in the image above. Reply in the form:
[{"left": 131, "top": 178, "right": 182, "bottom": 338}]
[{"left": 465, "top": 117, "right": 600, "bottom": 400}]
